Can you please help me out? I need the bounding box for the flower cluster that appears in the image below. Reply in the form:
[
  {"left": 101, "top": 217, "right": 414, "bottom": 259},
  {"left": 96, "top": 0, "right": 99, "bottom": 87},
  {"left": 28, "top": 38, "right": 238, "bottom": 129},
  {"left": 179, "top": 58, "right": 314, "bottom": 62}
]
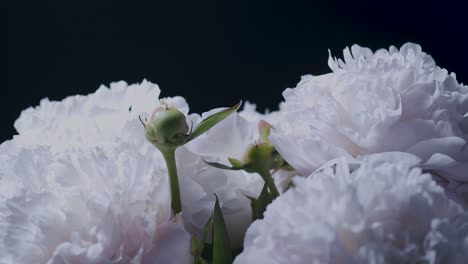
[
  {"left": 235, "top": 153, "right": 468, "bottom": 263},
  {"left": 270, "top": 43, "right": 468, "bottom": 206},
  {"left": 1, "top": 43, "right": 468, "bottom": 263}
]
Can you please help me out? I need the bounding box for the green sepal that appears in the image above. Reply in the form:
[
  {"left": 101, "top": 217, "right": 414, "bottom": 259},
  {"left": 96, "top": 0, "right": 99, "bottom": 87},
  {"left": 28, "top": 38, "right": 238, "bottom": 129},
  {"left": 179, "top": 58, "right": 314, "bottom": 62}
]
[
  {"left": 212, "top": 195, "right": 232, "bottom": 264},
  {"left": 204, "top": 159, "right": 258, "bottom": 174},
  {"left": 248, "top": 183, "right": 273, "bottom": 220},
  {"left": 192, "top": 214, "right": 214, "bottom": 264},
  {"left": 191, "top": 238, "right": 204, "bottom": 263},
  {"left": 202, "top": 213, "right": 214, "bottom": 244},
  {"left": 228, "top": 158, "right": 244, "bottom": 168},
  {"left": 272, "top": 151, "right": 286, "bottom": 170},
  {"left": 186, "top": 101, "right": 241, "bottom": 143}
]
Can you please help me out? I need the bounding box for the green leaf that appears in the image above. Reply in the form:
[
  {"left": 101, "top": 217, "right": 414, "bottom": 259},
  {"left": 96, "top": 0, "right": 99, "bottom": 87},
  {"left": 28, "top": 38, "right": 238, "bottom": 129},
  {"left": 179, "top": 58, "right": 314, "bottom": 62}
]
[
  {"left": 186, "top": 101, "right": 241, "bottom": 143},
  {"left": 192, "top": 214, "right": 214, "bottom": 264},
  {"left": 196, "top": 258, "right": 208, "bottom": 264},
  {"left": 202, "top": 213, "right": 214, "bottom": 243},
  {"left": 204, "top": 159, "right": 258, "bottom": 175},
  {"left": 212, "top": 195, "right": 232, "bottom": 264},
  {"left": 191, "top": 238, "right": 203, "bottom": 258},
  {"left": 204, "top": 160, "right": 243, "bottom": 170},
  {"left": 248, "top": 183, "right": 273, "bottom": 220}
]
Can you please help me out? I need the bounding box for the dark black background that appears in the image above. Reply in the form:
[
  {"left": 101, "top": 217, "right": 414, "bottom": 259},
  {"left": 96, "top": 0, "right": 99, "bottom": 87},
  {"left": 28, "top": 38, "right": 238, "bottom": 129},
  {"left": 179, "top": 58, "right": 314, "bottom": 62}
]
[{"left": 6, "top": 0, "right": 468, "bottom": 142}]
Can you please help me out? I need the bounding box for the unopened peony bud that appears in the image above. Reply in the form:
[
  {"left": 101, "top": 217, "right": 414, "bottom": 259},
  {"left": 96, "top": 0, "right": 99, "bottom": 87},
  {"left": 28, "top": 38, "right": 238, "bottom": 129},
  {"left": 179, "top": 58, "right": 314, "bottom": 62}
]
[
  {"left": 236, "top": 120, "right": 284, "bottom": 172},
  {"left": 243, "top": 143, "right": 276, "bottom": 173},
  {"left": 143, "top": 102, "right": 240, "bottom": 215},
  {"left": 144, "top": 106, "right": 189, "bottom": 148}
]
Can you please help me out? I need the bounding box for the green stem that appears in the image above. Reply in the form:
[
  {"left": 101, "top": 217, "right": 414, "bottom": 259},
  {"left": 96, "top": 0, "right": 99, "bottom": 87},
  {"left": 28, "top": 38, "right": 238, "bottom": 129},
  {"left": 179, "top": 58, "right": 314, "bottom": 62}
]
[
  {"left": 161, "top": 147, "right": 183, "bottom": 214},
  {"left": 258, "top": 169, "right": 280, "bottom": 198}
]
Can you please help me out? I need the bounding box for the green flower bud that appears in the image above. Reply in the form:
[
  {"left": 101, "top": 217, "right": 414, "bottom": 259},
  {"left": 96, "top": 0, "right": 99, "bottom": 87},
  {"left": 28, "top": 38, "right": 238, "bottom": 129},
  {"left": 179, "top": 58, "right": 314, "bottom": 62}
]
[
  {"left": 144, "top": 106, "right": 189, "bottom": 148},
  {"left": 244, "top": 143, "right": 275, "bottom": 172},
  {"left": 219, "top": 120, "right": 285, "bottom": 173},
  {"left": 241, "top": 120, "right": 284, "bottom": 172},
  {"left": 205, "top": 120, "right": 283, "bottom": 198}
]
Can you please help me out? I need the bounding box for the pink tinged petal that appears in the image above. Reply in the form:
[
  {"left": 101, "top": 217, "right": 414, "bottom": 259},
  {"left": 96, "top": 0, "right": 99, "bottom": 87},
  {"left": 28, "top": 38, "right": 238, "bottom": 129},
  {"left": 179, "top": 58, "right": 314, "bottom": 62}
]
[
  {"left": 407, "top": 137, "right": 467, "bottom": 161},
  {"left": 459, "top": 93, "right": 468, "bottom": 115},
  {"left": 143, "top": 221, "right": 193, "bottom": 264},
  {"left": 360, "top": 152, "right": 422, "bottom": 167},
  {"left": 438, "top": 163, "right": 468, "bottom": 182},
  {"left": 370, "top": 119, "right": 449, "bottom": 153},
  {"left": 454, "top": 184, "right": 468, "bottom": 205},
  {"left": 442, "top": 74, "right": 460, "bottom": 92},
  {"left": 48, "top": 242, "right": 89, "bottom": 264},
  {"left": 422, "top": 153, "right": 459, "bottom": 168},
  {"left": 363, "top": 98, "right": 402, "bottom": 151},
  {"left": 460, "top": 116, "right": 468, "bottom": 134},
  {"left": 396, "top": 70, "right": 416, "bottom": 91},
  {"left": 270, "top": 131, "right": 328, "bottom": 176},
  {"left": 401, "top": 82, "right": 435, "bottom": 120},
  {"left": 400, "top": 43, "right": 422, "bottom": 58},
  {"left": 318, "top": 125, "right": 367, "bottom": 157},
  {"left": 160, "top": 96, "right": 190, "bottom": 114}
]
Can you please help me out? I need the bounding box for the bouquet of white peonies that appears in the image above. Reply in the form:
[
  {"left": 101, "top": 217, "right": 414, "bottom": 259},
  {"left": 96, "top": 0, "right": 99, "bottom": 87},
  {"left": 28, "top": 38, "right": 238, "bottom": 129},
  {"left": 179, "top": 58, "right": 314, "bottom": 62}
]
[{"left": 1, "top": 43, "right": 467, "bottom": 264}]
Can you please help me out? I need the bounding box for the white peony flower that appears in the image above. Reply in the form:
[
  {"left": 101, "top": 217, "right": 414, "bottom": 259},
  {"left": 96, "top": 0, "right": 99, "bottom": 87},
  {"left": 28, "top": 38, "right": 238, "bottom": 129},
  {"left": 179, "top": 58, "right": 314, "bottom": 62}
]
[
  {"left": 5, "top": 80, "right": 277, "bottom": 252},
  {"left": 12, "top": 80, "right": 192, "bottom": 153},
  {"left": 270, "top": 43, "right": 468, "bottom": 205},
  {"left": 235, "top": 153, "right": 468, "bottom": 264},
  {"left": 0, "top": 142, "right": 193, "bottom": 264}
]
